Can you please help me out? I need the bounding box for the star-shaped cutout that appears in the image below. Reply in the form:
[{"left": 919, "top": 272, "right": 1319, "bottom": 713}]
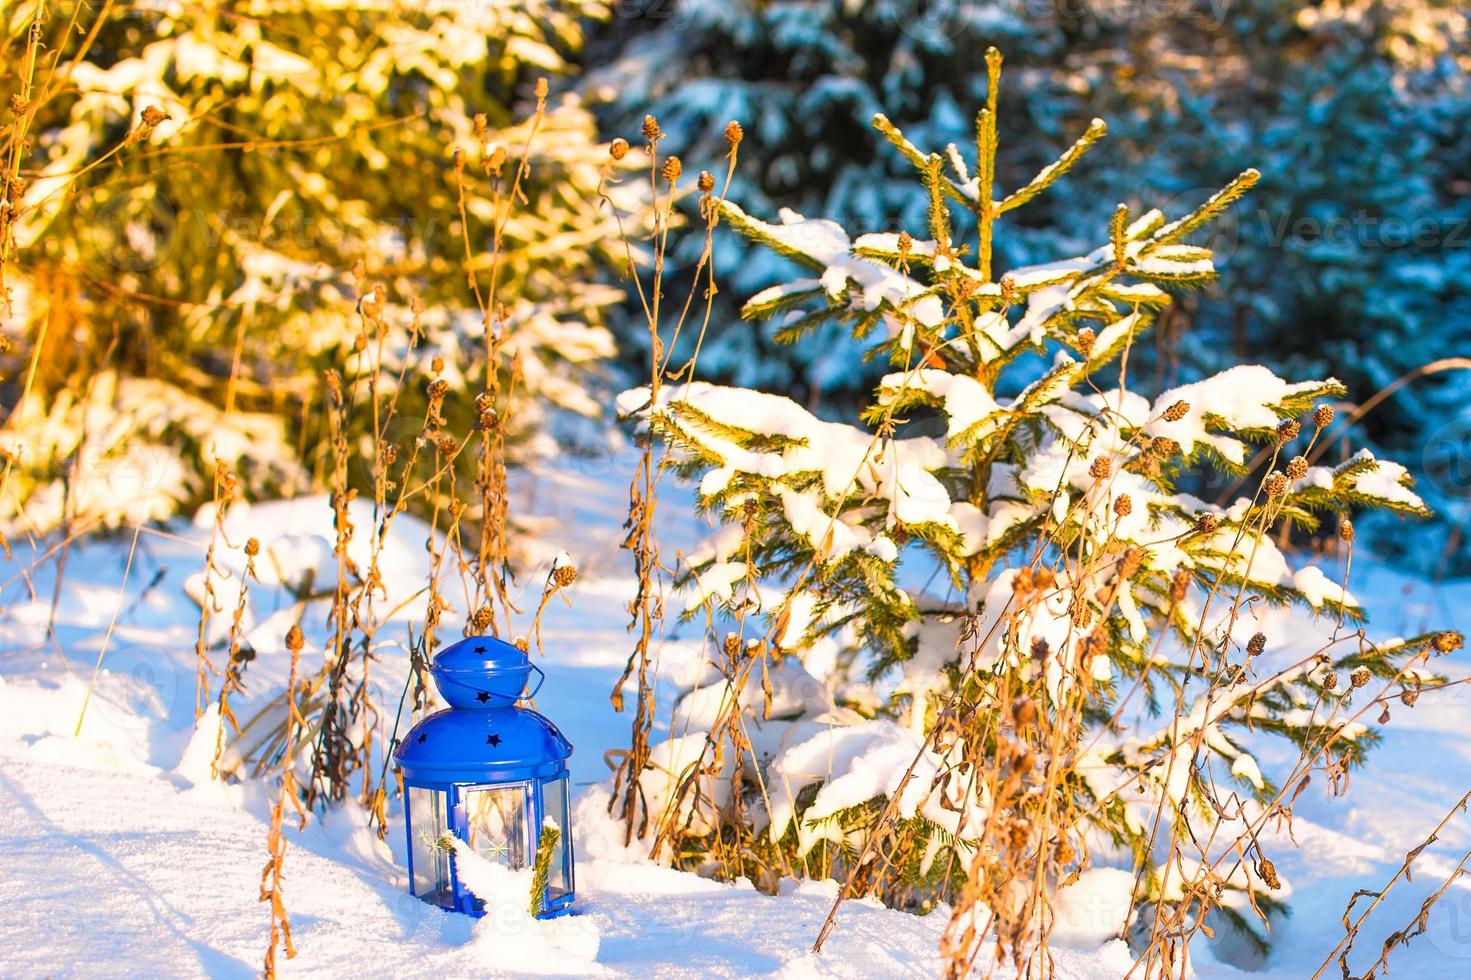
[
  {"left": 475, "top": 691, "right": 490, "bottom": 703},
  {"left": 417, "top": 732, "right": 428, "bottom": 744},
  {"left": 485, "top": 733, "right": 502, "bottom": 747},
  {"left": 474, "top": 645, "right": 487, "bottom": 655}
]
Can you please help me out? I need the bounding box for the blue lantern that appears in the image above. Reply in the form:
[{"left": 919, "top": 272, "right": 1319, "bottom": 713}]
[{"left": 394, "top": 635, "right": 574, "bottom": 917}]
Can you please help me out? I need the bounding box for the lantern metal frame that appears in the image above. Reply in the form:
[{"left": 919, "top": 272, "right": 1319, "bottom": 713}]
[{"left": 395, "top": 636, "right": 575, "bottom": 919}]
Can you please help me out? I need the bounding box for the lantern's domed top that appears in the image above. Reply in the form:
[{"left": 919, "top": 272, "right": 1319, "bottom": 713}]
[
  {"left": 394, "top": 635, "right": 571, "bottom": 785},
  {"left": 394, "top": 704, "right": 571, "bottom": 784},
  {"left": 431, "top": 634, "right": 542, "bottom": 708}
]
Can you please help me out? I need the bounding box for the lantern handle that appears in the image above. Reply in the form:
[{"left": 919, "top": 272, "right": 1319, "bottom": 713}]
[{"left": 524, "top": 662, "right": 546, "bottom": 701}]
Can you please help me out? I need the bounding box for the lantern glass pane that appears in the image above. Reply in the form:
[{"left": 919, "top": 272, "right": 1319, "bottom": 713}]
[
  {"left": 544, "top": 774, "right": 572, "bottom": 901},
  {"left": 408, "top": 787, "right": 451, "bottom": 906},
  {"left": 465, "top": 784, "right": 529, "bottom": 869}
]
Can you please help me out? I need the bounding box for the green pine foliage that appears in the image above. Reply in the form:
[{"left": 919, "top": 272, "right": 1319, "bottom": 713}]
[{"left": 619, "top": 55, "right": 1453, "bottom": 956}]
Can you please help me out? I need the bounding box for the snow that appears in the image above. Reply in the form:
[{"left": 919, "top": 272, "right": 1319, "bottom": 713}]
[
  {"left": 1050, "top": 869, "right": 1137, "bottom": 949},
  {"left": 626, "top": 381, "right": 954, "bottom": 536},
  {"left": 878, "top": 369, "right": 1001, "bottom": 441},
  {"left": 719, "top": 201, "right": 946, "bottom": 341},
  {"left": 1292, "top": 565, "right": 1357, "bottom": 610},
  {"left": 1147, "top": 365, "right": 1336, "bottom": 466},
  {"left": 1, "top": 457, "right": 1469, "bottom": 977}
]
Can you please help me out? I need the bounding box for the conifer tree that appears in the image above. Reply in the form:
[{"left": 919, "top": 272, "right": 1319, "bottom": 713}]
[
  {"left": 0, "top": 0, "right": 630, "bottom": 530},
  {"left": 618, "top": 51, "right": 1453, "bottom": 961},
  {"left": 592, "top": 0, "right": 1471, "bottom": 565}
]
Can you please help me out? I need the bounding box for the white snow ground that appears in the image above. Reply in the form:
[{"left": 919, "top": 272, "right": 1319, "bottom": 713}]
[{"left": 1, "top": 453, "right": 1469, "bottom": 978}]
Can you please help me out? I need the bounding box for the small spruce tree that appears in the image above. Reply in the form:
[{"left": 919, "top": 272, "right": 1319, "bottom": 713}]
[{"left": 618, "top": 50, "right": 1454, "bottom": 963}]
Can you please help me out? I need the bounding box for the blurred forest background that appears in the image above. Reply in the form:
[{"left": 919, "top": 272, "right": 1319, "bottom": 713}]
[{"left": 1, "top": 0, "right": 1467, "bottom": 567}]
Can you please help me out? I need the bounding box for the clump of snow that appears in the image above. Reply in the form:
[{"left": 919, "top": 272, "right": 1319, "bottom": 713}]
[
  {"left": 1146, "top": 365, "right": 1336, "bottom": 466},
  {"left": 440, "top": 835, "right": 603, "bottom": 972}
]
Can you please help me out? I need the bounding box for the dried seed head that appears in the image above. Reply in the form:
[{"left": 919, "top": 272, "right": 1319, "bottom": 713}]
[
  {"left": 697, "top": 170, "right": 715, "bottom": 193},
  {"left": 1150, "top": 436, "right": 1180, "bottom": 458},
  {"left": 661, "top": 156, "right": 682, "bottom": 183},
  {"left": 724, "top": 120, "right": 744, "bottom": 146},
  {"left": 285, "top": 625, "right": 304, "bottom": 654},
  {"left": 244, "top": 537, "right": 260, "bottom": 557},
  {"left": 1378, "top": 704, "right": 1391, "bottom": 724},
  {"left": 1196, "top": 512, "right": 1221, "bottom": 534},
  {"left": 1350, "top": 666, "right": 1372, "bottom": 689},
  {"left": 1014, "top": 566, "right": 1054, "bottom": 598},
  {"left": 1258, "top": 858, "right": 1281, "bottom": 890},
  {"left": 1076, "top": 327, "right": 1096, "bottom": 357},
  {"left": 1287, "top": 455, "right": 1308, "bottom": 481},
  {"left": 1277, "top": 418, "right": 1302, "bottom": 443},
  {"left": 513, "top": 635, "right": 530, "bottom": 652},
  {"left": 434, "top": 433, "right": 458, "bottom": 456},
  {"left": 1011, "top": 696, "right": 1037, "bottom": 728},
  {"left": 1162, "top": 400, "right": 1190, "bottom": 423},
  {"left": 1119, "top": 547, "right": 1144, "bottom": 579},
  {"left": 1339, "top": 518, "right": 1355, "bottom": 543},
  {"left": 140, "top": 105, "right": 169, "bottom": 127},
  {"left": 723, "top": 632, "right": 741, "bottom": 658},
  {"left": 470, "top": 605, "right": 495, "bottom": 634},
  {"left": 552, "top": 561, "right": 578, "bottom": 589},
  {"left": 475, "top": 391, "right": 499, "bottom": 431},
  {"left": 1247, "top": 632, "right": 1267, "bottom": 656},
  {"left": 534, "top": 77, "right": 549, "bottom": 100},
  {"left": 1089, "top": 456, "right": 1111, "bottom": 480},
  {"left": 1082, "top": 627, "right": 1108, "bottom": 665},
  {"left": 426, "top": 378, "right": 450, "bottom": 400},
  {"left": 1030, "top": 637, "right": 1051, "bottom": 663},
  {"left": 998, "top": 273, "right": 1019, "bottom": 306},
  {"left": 1264, "top": 470, "right": 1288, "bottom": 498},
  {"left": 1324, "top": 672, "right": 1339, "bottom": 690},
  {"left": 1432, "top": 631, "right": 1464, "bottom": 655},
  {"left": 1401, "top": 688, "right": 1420, "bottom": 707},
  {"left": 641, "top": 114, "right": 662, "bottom": 142},
  {"left": 1171, "top": 568, "right": 1190, "bottom": 602},
  {"left": 1314, "top": 404, "right": 1335, "bottom": 429},
  {"left": 896, "top": 230, "right": 912, "bottom": 258},
  {"left": 9, "top": 94, "right": 29, "bottom": 116},
  {"left": 472, "top": 112, "right": 487, "bottom": 139},
  {"left": 1113, "top": 494, "right": 1133, "bottom": 518},
  {"left": 1055, "top": 838, "right": 1075, "bottom": 866},
  {"left": 609, "top": 137, "right": 630, "bottom": 160},
  {"left": 431, "top": 354, "right": 445, "bottom": 374}
]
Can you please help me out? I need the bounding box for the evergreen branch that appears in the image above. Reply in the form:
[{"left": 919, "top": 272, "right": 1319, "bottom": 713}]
[{"left": 998, "top": 118, "right": 1108, "bottom": 214}]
